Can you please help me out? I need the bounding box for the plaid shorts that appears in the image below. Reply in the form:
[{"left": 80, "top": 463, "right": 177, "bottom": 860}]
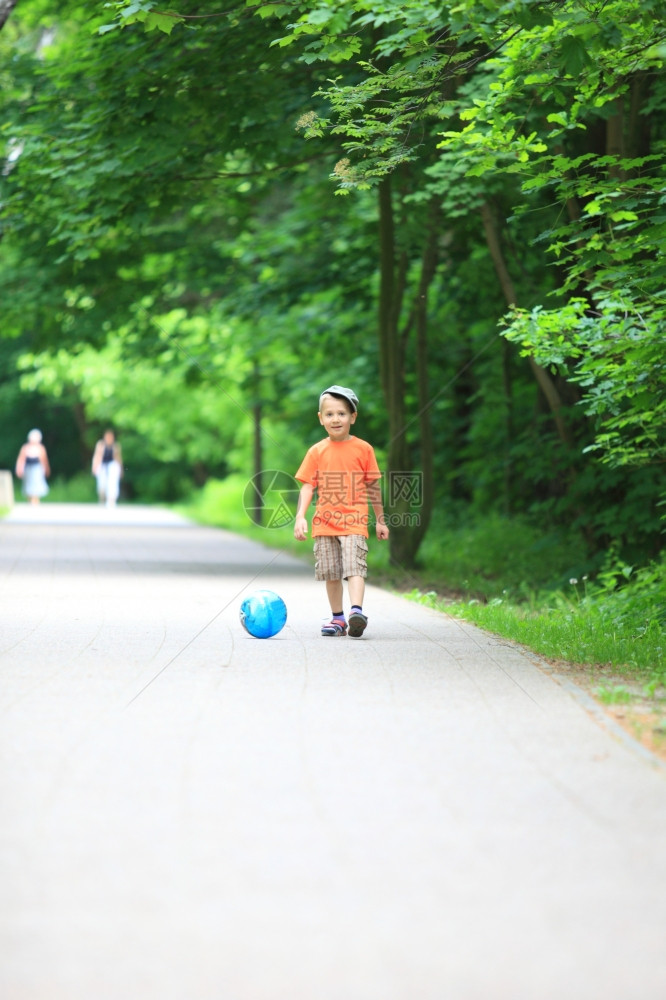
[{"left": 314, "top": 535, "right": 368, "bottom": 581}]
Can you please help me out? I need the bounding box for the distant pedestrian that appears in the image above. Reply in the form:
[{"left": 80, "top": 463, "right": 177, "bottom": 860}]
[
  {"left": 92, "top": 429, "right": 123, "bottom": 507},
  {"left": 15, "top": 429, "right": 50, "bottom": 504},
  {"left": 294, "top": 385, "right": 389, "bottom": 639}
]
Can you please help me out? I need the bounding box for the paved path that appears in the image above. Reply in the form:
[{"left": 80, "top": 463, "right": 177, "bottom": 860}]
[{"left": 1, "top": 503, "right": 665, "bottom": 1000}]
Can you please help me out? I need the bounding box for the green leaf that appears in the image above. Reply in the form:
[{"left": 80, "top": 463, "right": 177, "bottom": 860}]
[
  {"left": 144, "top": 12, "right": 181, "bottom": 35},
  {"left": 610, "top": 211, "right": 639, "bottom": 222},
  {"left": 559, "top": 35, "right": 592, "bottom": 75}
]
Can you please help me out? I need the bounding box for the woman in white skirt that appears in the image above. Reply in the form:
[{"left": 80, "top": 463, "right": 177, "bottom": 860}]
[
  {"left": 15, "top": 429, "right": 51, "bottom": 504},
  {"left": 91, "top": 429, "right": 123, "bottom": 506}
]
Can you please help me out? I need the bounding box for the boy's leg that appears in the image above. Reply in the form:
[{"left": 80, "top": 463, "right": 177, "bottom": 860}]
[
  {"left": 322, "top": 578, "right": 347, "bottom": 636},
  {"left": 347, "top": 598, "right": 368, "bottom": 637},
  {"left": 347, "top": 576, "right": 365, "bottom": 608},
  {"left": 325, "top": 579, "right": 344, "bottom": 614},
  {"left": 341, "top": 537, "right": 369, "bottom": 638},
  {"left": 315, "top": 538, "right": 347, "bottom": 636}
]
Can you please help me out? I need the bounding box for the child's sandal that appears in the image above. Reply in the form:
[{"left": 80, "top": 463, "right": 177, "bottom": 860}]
[
  {"left": 321, "top": 619, "right": 347, "bottom": 637},
  {"left": 348, "top": 612, "right": 368, "bottom": 638}
]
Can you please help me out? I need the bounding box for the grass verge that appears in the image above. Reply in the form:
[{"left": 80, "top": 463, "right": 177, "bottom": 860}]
[{"left": 407, "top": 562, "right": 666, "bottom": 761}]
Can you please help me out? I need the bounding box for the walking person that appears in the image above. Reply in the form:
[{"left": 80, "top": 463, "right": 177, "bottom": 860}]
[
  {"left": 92, "top": 429, "right": 123, "bottom": 507},
  {"left": 15, "top": 429, "right": 50, "bottom": 504},
  {"left": 294, "top": 385, "right": 389, "bottom": 638}
]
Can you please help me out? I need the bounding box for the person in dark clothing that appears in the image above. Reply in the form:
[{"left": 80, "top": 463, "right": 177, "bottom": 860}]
[{"left": 91, "top": 429, "right": 123, "bottom": 506}]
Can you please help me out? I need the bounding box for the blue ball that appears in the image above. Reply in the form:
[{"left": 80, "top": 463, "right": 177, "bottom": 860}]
[{"left": 240, "top": 590, "right": 287, "bottom": 639}]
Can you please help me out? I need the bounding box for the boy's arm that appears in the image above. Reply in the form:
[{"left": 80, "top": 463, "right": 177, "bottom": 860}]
[
  {"left": 294, "top": 482, "right": 314, "bottom": 540},
  {"left": 367, "top": 479, "right": 389, "bottom": 540}
]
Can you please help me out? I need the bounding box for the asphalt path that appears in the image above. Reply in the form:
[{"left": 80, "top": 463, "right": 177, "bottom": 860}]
[{"left": 1, "top": 503, "right": 665, "bottom": 1000}]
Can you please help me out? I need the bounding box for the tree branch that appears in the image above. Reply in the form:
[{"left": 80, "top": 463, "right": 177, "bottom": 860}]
[{"left": 0, "top": 0, "right": 17, "bottom": 32}]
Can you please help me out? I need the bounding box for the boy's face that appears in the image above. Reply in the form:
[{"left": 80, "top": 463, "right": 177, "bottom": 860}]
[{"left": 318, "top": 394, "right": 356, "bottom": 441}]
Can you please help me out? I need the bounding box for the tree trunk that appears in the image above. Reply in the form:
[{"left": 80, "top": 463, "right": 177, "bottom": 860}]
[
  {"left": 251, "top": 361, "right": 262, "bottom": 526},
  {"left": 480, "top": 200, "right": 571, "bottom": 447},
  {"left": 378, "top": 177, "right": 411, "bottom": 567},
  {"left": 378, "top": 177, "right": 441, "bottom": 569},
  {"left": 627, "top": 73, "right": 651, "bottom": 159},
  {"left": 606, "top": 97, "right": 625, "bottom": 179},
  {"left": 501, "top": 337, "right": 513, "bottom": 515},
  {"left": 71, "top": 400, "right": 92, "bottom": 470},
  {"left": 409, "top": 197, "right": 440, "bottom": 554}
]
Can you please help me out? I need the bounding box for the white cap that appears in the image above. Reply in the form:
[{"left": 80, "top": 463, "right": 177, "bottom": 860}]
[{"left": 319, "top": 385, "right": 359, "bottom": 413}]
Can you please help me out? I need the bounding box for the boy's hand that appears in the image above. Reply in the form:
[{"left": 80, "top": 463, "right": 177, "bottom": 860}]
[
  {"left": 294, "top": 516, "right": 309, "bottom": 541},
  {"left": 376, "top": 522, "right": 390, "bottom": 541}
]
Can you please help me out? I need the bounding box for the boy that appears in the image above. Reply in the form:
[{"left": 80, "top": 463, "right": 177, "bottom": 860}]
[{"left": 294, "top": 385, "right": 389, "bottom": 637}]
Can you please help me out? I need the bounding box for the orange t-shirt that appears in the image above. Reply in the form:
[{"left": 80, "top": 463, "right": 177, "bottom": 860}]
[{"left": 295, "top": 436, "right": 382, "bottom": 537}]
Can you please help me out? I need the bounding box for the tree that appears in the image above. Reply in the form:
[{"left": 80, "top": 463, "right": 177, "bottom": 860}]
[
  {"left": 1, "top": 1, "right": 377, "bottom": 498},
  {"left": 3, "top": 0, "right": 664, "bottom": 566},
  {"left": 434, "top": 0, "right": 666, "bottom": 468},
  {"left": 271, "top": 0, "right": 666, "bottom": 541}
]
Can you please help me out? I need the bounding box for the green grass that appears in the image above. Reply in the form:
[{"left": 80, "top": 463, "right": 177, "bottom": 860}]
[
  {"left": 365, "top": 507, "right": 592, "bottom": 599},
  {"left": 596, "top": 685, "right": 634, "bottom": 705},
  {"left": 443, "top": 586, "right": 663, "bottom": 680},
  {"left": 407, "top": 553, "right": 666, "bottom": 718}
]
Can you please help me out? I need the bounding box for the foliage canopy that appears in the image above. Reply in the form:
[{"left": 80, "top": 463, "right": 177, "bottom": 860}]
[{"left": 1, "top": 0, "right": 665, "bottom": 569}]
